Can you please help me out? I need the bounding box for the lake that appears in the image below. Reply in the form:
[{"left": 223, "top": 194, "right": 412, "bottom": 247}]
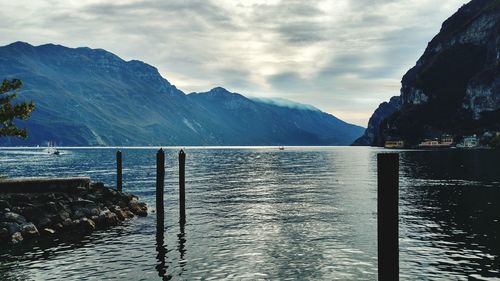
[{"left": 0, "top": 147, "right": 499, "bottom": 280}]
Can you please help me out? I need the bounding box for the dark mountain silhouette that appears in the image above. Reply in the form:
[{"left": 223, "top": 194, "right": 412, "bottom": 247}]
[{"left": 354, "top": 0, "right": 499, "bottom": 146}]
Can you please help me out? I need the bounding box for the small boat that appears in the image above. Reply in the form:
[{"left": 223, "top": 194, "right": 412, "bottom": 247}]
[
  {"left": 46, "top": 141, "right": 61, "bottom": 155},
  {"left": 278, "top": 146, "right": 285, "bottom": 150}
]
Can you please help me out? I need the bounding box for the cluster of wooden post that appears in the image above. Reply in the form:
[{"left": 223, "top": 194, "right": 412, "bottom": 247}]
[
  {"left": 115, "top": 149, "right": 186, "bottom": 231},
  {"left": 117, "top": 150, "right": 398, "bottom": 279}
]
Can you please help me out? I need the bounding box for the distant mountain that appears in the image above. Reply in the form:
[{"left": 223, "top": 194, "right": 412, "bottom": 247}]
[
  {"left": 354, "top": 0, "right": 499, "bottom": 146},
  {"left": 188, "top": 87, "right": 364, "bottom": 145},
  {"left": 0, "top": 42, "right": 364, "bottom": 146}
]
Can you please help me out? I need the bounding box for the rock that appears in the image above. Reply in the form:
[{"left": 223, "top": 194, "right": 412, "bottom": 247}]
[
  {"left": 0, "top": 200, "right": 11, "bottom": 210},
  {"left": 90, "top": 215, "right": 99, "bottom": 224},
  {"left": 44, "top": 201, "right": 59, "bottom": 213},
  {"left": 58, "top": 210, "right": 70, "bottom": 221},
  {"left": 89, "top": 207, "right": 100, "bottom": 216},
  {"left": 72, "top": 199, "right": 98, "bottom": 215},
  {"left": 11, "top": 206, "right": 22, "bottom": 214},
  {"left": 71, "top": 218, "right": 95, "bottom": 233},
  {"left": 11, "top": 232, "right": 23, "bottom": 244},
  {"left": 74, "top": 186, "right": 88, "bottom": 193},
  {"left": 3, "top": 212, "right": 27, "bottom": 224},
  {"left": 74, "top": 199, "right": 96, "bottom": 206},
  {"left": 0, "top": 182, "right": 147, "bottom": 245},
  {"left": 112, "top": 207, "right": 126, "bottom": 221},
  {"left": 70, "top": 219, "right": 80, "bottom": 228},
  {"left": 119, "top": 192, "right": 131, "bottom": 201},
  {"left": 21, "top": 223, "right": 39, "bottom": 239},
  {"left": 53, "top": 223, "right": 64, "bottom": 232},
  {"left": 72, "top": 205, "right": 99, "bottom": 219},
  {"left": 97, "top": 210, "right": 120, "bottom": 228},
  {"left": 56, "top": 202, "right": 70, "bottom": 212},
  {"left": 129, "top": 201, "right": 147, "bottom": 217},
  {"left": 62, "top": 218, "right": 72, "bottom": 228},
  {"left": 2, "top": 222, "right": 21, "bottom": 235},
  {"left": 125, "top": 210, "right": 135, "bottom": 218},
  {"left": 10, "top": 194, "right": 29, "bottom": 202},
  {"left": 40, "top": 228, "right": 56, "bottom": 236},
  {"left": 72, "top": 209, "right": 87, "bottom": 219},
  {"left": 91, "top": 182, "right": 105, "bottom": 189},
  {"left": 37, "top": 216, "right": 54, "bottom": 229},
  {"left": 21, "top": 204, "right": 43, "bottom": 221},
  {"left": 117, "top": 200, "right": 127, "bottom": 209},
  {"left": 103, "top": 188, "right": 118, "bottom": 199},
  {"left": 0, "top": 228, "right": 9, "bottom": 242},
  {"left": 79, "top": 218, "right": 96, "bottom": 233}
]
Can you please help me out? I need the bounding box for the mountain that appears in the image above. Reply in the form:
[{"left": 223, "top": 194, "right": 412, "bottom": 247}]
[
  {"left": 354, "top": 0, "right": 499, "bottom": 146},
  {"left": 352, "top": 96, "right": 401, "bottom": 146},
  {"left": 0, "top": 42, "right": 364, "bottom": 146},
  {"left": 188, "top": 88, "right": 364, "bottom": 145}
]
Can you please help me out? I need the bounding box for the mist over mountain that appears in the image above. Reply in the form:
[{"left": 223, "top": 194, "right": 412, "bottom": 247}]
[{"left": 0, "top": 42, "right": 363, "bottom": 146}]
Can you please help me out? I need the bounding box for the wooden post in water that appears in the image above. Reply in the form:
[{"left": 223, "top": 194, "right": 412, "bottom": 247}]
[
  {"left": 179, "top": 149, "right": 186, "bottom": 224},
  {"left": 377, "top": 153, "right": 399, "bottom": 281},
  {"left": 156, "top": 148, "right": 165, "bottom": 232},
  {"left": 116, "top": 150, "right": 122, "bottom": 192}
]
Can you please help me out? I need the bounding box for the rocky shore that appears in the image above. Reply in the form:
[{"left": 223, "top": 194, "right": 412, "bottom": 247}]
[{"left": 0, "top": 182, "right": 147, "bottom": 245}]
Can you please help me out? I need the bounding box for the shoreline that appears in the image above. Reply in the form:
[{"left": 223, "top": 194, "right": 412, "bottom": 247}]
[
  {"left": 0, "top": 180, "right": 147, "bottom": 245},
  {"left": 0, "top": 145, "right": 362, "bottom": 150}
]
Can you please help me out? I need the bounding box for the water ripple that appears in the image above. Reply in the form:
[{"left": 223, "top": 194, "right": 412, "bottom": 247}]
[{"left": 0, "top": 147, "right": 499, "bottom": 280}]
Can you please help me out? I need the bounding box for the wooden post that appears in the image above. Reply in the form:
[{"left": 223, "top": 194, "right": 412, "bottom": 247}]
[
  {"left": 156, "top": 148, "right": 165, "bottom": 232},
  {"left": 377, "top": 153, "right": 399, "bottom": 281},
  {"left": 179, "top": 149, "right": 186, "bottom": 224},
  {"left": 116, "top": 150, "right": 122, "bottom": 192}
]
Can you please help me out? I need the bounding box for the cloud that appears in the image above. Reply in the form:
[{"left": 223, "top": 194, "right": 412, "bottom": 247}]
[{"left": 0, "top": 0, "right": 469, "bottom": 126}]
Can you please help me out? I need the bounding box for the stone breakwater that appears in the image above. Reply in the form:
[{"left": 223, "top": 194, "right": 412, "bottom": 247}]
[{"left": 0, "top": 182, "right": 147, "bottom": 245}]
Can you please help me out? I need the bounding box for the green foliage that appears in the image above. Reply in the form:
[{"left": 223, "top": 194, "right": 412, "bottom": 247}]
[
  {"left": 0, "top": 79, "right": 35, "bottom": 138},
  {"left": 490, "top": 135, "right": 500, "bottom": 149}
]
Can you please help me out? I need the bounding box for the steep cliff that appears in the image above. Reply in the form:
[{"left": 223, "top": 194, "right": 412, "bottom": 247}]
[
  {"left": 355, "top": 0, "right": 499, "bottom": 146},
  {"left": 352, "top": 96, "right": 401, "bottom": 146}
]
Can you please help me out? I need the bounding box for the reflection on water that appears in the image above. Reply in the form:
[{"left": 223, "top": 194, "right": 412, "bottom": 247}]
[
  {"left": 155, "top": 223, "right": 171, "bottom": 281},
  {"left": 399, "top": 150, "right": 500, "bottom": 280},
  {"left": 0, "top": 147, "right": 499, "bottom": 280}
]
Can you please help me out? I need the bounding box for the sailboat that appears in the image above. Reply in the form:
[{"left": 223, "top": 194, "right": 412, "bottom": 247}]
[{"left": 46, "top": 141, "right": 61, "bottom": 155}]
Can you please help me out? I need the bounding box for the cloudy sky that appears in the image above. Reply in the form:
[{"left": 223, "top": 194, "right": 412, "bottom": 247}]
[{"left": 0, "top": 0, "right": 468, "bottom": 126}]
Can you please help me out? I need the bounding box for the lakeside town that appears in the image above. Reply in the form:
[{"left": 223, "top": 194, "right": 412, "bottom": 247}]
[{"left": 384, "top": 131, "right": 500, "bottom": 149}]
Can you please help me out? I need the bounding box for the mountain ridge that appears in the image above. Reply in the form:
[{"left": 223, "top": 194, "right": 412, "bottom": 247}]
[{"left": 0, "top": 41, "right": 364, "bottom": 146}]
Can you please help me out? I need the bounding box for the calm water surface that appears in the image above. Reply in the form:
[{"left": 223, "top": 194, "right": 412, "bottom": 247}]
[{"left": 0, "top": 147, "right": 499, "bottom": 280}]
